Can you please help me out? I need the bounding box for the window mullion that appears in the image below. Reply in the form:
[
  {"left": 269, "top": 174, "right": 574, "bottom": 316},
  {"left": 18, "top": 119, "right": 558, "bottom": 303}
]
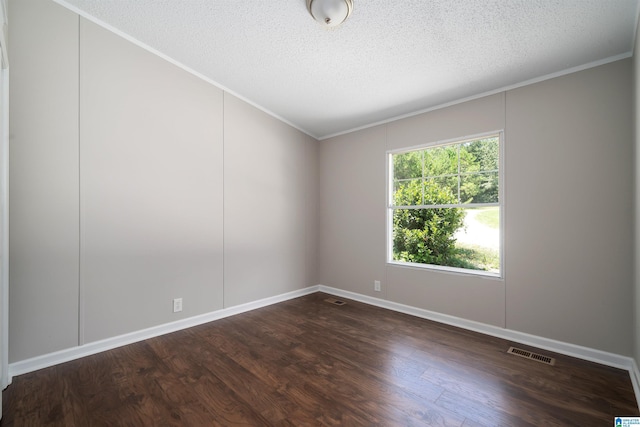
[{"left": 391, "top": 202, "right": 499, "bottom": 210}]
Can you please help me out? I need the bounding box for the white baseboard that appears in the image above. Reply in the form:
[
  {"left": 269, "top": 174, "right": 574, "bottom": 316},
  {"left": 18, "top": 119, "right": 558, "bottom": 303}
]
[
  {"left": 8, "top": 283, "right": 640, "bottom": 411},
  {"left": 631, "top": 359, "right": 640, "bottom": 411},
  {"left": 318, "top": 285, "right": 640, "bottom": 410},
  {"left": 8, "top": 285, "right": 320, "bottom": 382}
]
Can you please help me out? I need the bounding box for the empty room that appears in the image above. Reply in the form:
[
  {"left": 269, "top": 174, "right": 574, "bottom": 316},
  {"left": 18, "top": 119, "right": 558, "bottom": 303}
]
[{"left": 1, "top": 0, "right": 640, "bottom": 425}]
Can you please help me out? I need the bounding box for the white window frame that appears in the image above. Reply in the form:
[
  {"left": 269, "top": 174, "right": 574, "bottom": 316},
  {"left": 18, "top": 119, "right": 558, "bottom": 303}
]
[{"left": 386, "top": 131, "right": 504, "bottom": 278}]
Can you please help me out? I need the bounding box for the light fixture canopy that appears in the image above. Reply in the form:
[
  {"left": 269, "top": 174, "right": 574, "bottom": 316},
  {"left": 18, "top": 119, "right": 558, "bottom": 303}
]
[{"left": 307, "top": 0, "right": 353, "bottom": 28}]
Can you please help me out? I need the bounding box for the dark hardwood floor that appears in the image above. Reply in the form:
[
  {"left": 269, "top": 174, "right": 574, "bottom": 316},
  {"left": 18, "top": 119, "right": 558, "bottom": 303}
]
[{"left": 2, "top": 292, "right": 638, "bottom": 426}]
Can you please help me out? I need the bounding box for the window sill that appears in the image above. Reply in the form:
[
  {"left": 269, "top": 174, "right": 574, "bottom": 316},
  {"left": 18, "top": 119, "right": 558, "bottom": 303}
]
[{"left": 387, "top": 260, "right": 503, "bottom": 279}]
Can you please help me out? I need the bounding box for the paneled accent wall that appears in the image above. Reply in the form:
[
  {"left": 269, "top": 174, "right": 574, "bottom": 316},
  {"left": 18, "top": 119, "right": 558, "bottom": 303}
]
[
  {"left": 8, "top": 0, "right": 317, "bottom": 362},
  {"left": 8, "top": 0, "right": 635, "bottom": 364},
  {"left": 79, "top": 19, "right": 225, "bottom": 343},
  {"left": 223, "top": 94, "right": 316, "bottom": 307},
  {"left": 505, "top": 61, "right": 633, "bottom": 354},
  {"left": 319, "top": 62, "right": 634, "bottom": 356},
  {"left": 9, "top": 0, "right": 80, "bottom": 362}
]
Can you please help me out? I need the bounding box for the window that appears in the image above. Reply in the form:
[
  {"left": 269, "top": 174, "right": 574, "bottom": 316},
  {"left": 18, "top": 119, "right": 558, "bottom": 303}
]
[{"left": 387, "top": 133, "right": 502, "bottom": 276}]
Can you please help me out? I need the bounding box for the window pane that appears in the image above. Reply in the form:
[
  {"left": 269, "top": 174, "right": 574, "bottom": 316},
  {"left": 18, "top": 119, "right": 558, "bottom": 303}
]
[
  {"left": 393, "top": 179, "right": 422, "bottom": 206},
  {"left": 423, "top": 177, "right": 458, "bottom": 205},
  {"left": 392, "top": 206, "right": 500, "bottom": 273},
  {"left": 460, "top": 172, "right": 499, "bottom": 204},
  {"left": 393, "top": 151, "right": 422, "bottom": 180},
  {"left": 453, "top": 207, "right": 500, "bottom": 273},
  {"left": 389, "top": 134, "right": 501, "bottom": 276},
  {"left": 392, "top": 206, "right": 466, "bottom": 265},
  {"left": 424, "top": 145, "right": 458, "bottom": 177},
  {"left": 460, "top": 138, "right": 499, "bottom": 173}
]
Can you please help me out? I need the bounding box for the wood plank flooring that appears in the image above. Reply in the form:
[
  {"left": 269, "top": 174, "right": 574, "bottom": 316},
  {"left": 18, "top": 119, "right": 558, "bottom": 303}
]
[{"left": 2, "top": 292, "right": 638, "bottom": 426}]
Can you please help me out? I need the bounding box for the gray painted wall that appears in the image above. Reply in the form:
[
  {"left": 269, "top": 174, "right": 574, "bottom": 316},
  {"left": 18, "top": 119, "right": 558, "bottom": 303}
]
[
  {"left": 79, "top": 19, "right": 225, "bottom": 344},
  {"left": 318, "top": 125, "right": 387, "bottom": 301},
  {"left": 223, "top": 93, "right": 317, "bottom": 307},
  {"left": 8, "top": 0, "right": 317, "bottom": 362},
  {"left": 505, "top": 61, "right": 632, "bottom": 354},
  {"left": 9, "top": 0, "right": 80, "bottom": 362},
  {"left": 319, "top": 62, "right": 634, "bottom": 356},
  {"left": 634, "top": 12, "right": 640, "bottom": 367},
  {"left": 386, "top": 94, "right": 506, "bottom": 328},
  {"left": 8, "top": 0, "right": 636, "bottom": 364}
]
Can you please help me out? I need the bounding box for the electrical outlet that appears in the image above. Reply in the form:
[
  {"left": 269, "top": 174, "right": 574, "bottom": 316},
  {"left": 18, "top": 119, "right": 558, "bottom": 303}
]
[
  {"left": 374, "top": 280, "right": 381, "bottom": 292},
  {"left": 173, "top": 298, "right": 183, "bottom": 313}
]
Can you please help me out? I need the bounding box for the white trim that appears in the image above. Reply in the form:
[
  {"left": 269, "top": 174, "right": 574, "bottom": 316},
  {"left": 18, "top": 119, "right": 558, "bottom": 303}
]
[
  {"left": 318, "top": 284, "right": 640, "bottom": 408},
  {"left": 386, "top": 132, "right": 504, "bottom": 278},
  {"left": 7, "top": 284, "right": 640, "bottom": 410},
  {"left": 7, "top": 286, "right": 320, "bottom": 381},
  {"left": 498, "top": 128, "right": 506, "bottom": 279},
  {"left": 387, "top": 260, "right": 501, "bottom": 279},
  {"left": 48, "top": 0, "right": 634, "bottom": 142},
  {"left": 391, "top": 202, "right": 499, "bottom": 210},
  {"left": 319, "top": 52, "right": 633, "bottom": 141},
  {"left": 632, "top": 1, "right": 640, "bottom": 57},
  {"left": 386, "top": 151, "right": 393, "bottom": 263},
  {"left": 0, "top": 0, "right": 7, "bottom": 69},
  {"left": 631, "top": 359, "right": 640, "bottom": 411},
  {"left": 386, "top": 130, "right": 504, "bottom": 156},
  {"left": 1, "top": 67, "right": 8, "bottom": 389},
  {"left": 49, "top": 0, "right": 319, "bottom": 141}
]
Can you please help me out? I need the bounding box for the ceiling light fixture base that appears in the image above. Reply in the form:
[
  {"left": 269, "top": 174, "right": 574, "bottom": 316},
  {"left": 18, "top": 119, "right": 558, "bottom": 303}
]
[{"left": 306, "top": 0, "right": 353, "bottom": 28}]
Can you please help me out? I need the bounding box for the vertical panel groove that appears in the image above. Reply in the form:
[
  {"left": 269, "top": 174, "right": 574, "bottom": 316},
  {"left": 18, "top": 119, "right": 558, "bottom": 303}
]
[
  {"left": 222, "top": 91, "right": 225, "bottom": 309},
  {"left": 77, "top": 15, "right": 83, "bottom": 347}
]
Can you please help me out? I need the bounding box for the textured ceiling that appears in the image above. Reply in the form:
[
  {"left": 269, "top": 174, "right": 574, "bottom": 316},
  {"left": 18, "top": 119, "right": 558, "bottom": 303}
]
[{"left": 60, "top": 0, "right": 639, "bottom": 139}]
